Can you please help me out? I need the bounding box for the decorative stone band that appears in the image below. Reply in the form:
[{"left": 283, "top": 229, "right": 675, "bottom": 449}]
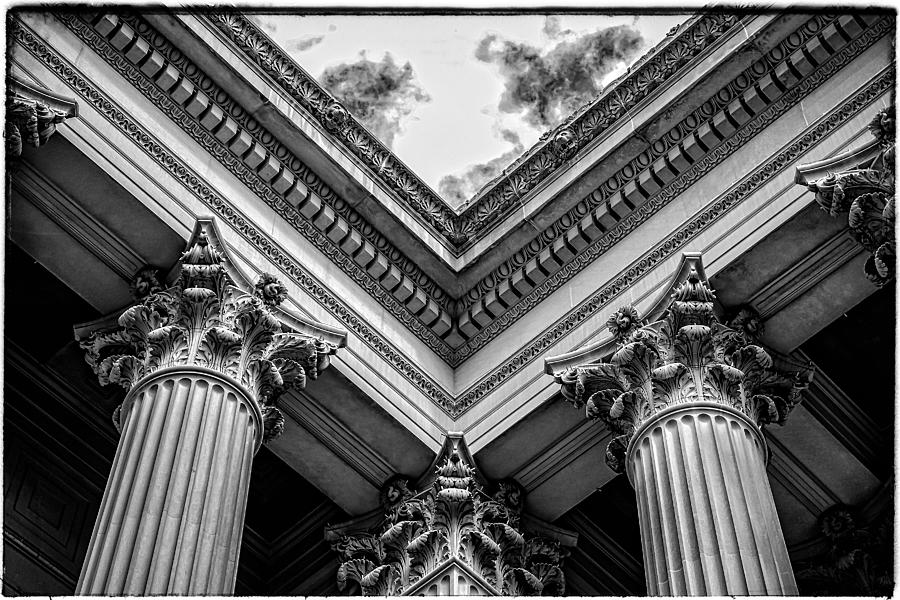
[
  {"left": 554, "top": 266, "right": 811, "bottom": 474},
  {"left": 626, "top": 402, "right": 797, "bottom": 595},
  {"left": 19, "top": 15, "right": 877, "bottom": 417},
  {"left": 325, "top": 435, "right": 573, "bottom": 596},
  {"left": 6, "top": 76, "right": 78, "bottom": 156},
  {"left": 76, "top": 219, "right": 344, "bottom": 445},
  {"left": 798, "top": 106, "right": 895, "bottom": 287},
  {"left": 206, "top": 12, "right": 744, "bottom": 249},
  {"left": 76, "top": 367, "right": 257, "bottom": 594}
]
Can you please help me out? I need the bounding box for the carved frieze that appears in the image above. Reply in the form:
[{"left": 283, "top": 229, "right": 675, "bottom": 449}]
[
  {"left": 553, "top": 265, "right": 813, "bottom": 473},
  {"left": 208, "top": 12, "right": 743, "bottom": 249},
  {"left": 805, "top": 106, "right": 895, "bottom": 286},
  {"left": 45, "top": 10, "right": 891, "bottom": 375},
  {"left": 6, "top": 78, "right": 77, "bottom": 156},
  {"left": 77, "top": 221, "right": 341, "bottom": 444},
  {"left": 18, "top": 13, "right": 887, "bottom": 419},
  {"left": 327, "top": 436, "right": 569, "bottom": 595}
]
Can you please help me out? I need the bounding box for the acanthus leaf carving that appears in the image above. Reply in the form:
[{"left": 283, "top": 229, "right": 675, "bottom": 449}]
[
  {"left": 78, "top": 221, "right": 340, "bottom": 445},
  {"left": 6, "top": 78, "right": 77, "bottom": 156},
  {"left": 804, "top": 106, "right": 895, "bottom": 286},
  {"left": 554, "top": 265, "right": 814, "bottom": 473},
  {"left": 328, "top": 435, "right": 569, "bottom": 595}
]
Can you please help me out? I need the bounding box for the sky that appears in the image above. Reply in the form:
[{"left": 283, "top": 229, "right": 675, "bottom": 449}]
[{"left": 256, "top": 13, "right": 690, "bottom": 207}]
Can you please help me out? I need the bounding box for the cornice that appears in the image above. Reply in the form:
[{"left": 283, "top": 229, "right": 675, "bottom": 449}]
[
  {"left": 56, "top": 13, "right": 458, "bottom": 358},
  {"left": 62, "top": 10, "right": 890, "bottom": 365},
  {"left": 120, "top": 14, "right": 457, "bottom": 314},
  {"left": 11, "top": 19, "right": 459, "bottom": 417},
  {"left": 15, "top": 13, "right": 891, "bottom": 418},
  {"left": 206, "top": 12, "right": 746, "bottom": 251},
  {"left": 461, "top": 69, "right": 891, "bottom": 414},
  {"left": 454, "top": 13, "right": 889, "bottom": 357}
]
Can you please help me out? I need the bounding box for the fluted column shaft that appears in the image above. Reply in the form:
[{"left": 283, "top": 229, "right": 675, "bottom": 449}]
[
  {"left": 77, "top": 366, "right": 260, "bottom": 595},
  {"left": 626, "top": 403, "right": 797, "bottom": 596}
]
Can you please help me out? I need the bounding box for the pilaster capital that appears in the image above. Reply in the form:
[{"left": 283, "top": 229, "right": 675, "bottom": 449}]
[
  {"left": 550, "top": 255, "right": 813, "bottom": 474},
  {"left": 800, "top": 106, "right": 895, "bottom": 286},
  {"left": 326, "top": 434, "right": 572, "bottom": 596},
  {"left": 6, "top": 77, "right": 78, "bottom": 157},
  {"left": 796, "top": 501, "right": 893, "bottom": 595},
  {"left": 76, "top": 219, "right": 345, "bottom": 444}
]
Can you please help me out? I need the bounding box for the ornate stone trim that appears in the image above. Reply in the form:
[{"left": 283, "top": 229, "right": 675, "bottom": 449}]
[
  {"left": 76, "top": 220, "right": 342, "bottom": 445},
  {"left": 325, "top": 435, "right": 571, "bottom": 595},
  {"left": 15, "top": 16, "right": 889, "bottom": 418},
  {"left": 451, "top": 16, "right": 893, "bottom": 354},
  {"left": 456, "top": 14, "right": 850, "bottom": 315},
  {"left": 801, "top": 106, "right": 895, "bottom": 286},
  {"left": 6, "top": 76, "right": 78, "bottom": 156},
  {"left": 453, "top": 69, "right": 891, "bottom": 415},
  {"left": 117, "top": 13, "right": 455, "bottom": 318},
  {"left": 12, "top": 19, "right": 459, "bottom": 415},
  {"left": 206, "top": 12, "right": 743, "bottom": 249},
  {"left": 551, "top": 261, "right": 812, "bottom": 473},
  {"left": 57, "top": 11, "right": 889, "bottom": 364},
  {"left": 56, "top": 13, "right": 456, "bottom": 356}
]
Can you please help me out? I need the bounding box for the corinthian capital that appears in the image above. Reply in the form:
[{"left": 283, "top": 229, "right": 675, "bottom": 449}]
[
  {"left": 77, "top": 219, "right": 344, "bottom": 443},
  {"left": 325, "top": 434, "right": 571, "bottom": 596},
  {"left": 550, "top": 255, "right": 813, "bottom": 473},
  {"left": 6, "top": 78, "right": 78, "bottom": 157},
  {"left": 798, "top": 106, "right": 895, "bottom": 286}
]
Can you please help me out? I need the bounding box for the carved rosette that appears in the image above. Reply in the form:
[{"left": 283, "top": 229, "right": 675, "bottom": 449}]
[
  {"left": 806, "top": 106, "right": 895, "bottom": 286},
  {"left": 555, "top": 269, "right": 812, "bottom": 473},
  {"left": 331, "top": 450, "right": 565, "bottom": 596},
  {"left": 79, "top": 229, "right": 338, "bottom": 444}
]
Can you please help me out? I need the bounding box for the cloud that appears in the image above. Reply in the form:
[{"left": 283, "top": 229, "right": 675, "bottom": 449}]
[
  {"left": 438, "top": 129, "right": 525, "bottom": 205},
  {"left": 247, "top": 14, "right": 278, "bottom": 36},
  {"left": 542, "top": 16, "right": 573, "bottom": 40},
  {"left": 286, "top": 35, "right": 325, "bottom": 52},
  {"left": 475, "top": 22, "right": 645, "bottom": 130},
  {"left": 319, "top": 52, "right": 431, "bottom": 148}
]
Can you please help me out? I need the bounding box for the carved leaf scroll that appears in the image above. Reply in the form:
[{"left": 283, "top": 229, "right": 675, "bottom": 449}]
[
  {"left": 555, "top": 268, "right": 813, "bottom": 473},
  {"left": 79, "top": 223, "right": 339, "bottom": 444},
  {"left": 330, "top": 441, "right": 566, "bottom": 595},
  {"left": 805, "top": 106, "right": 895, "bottom": 286}
]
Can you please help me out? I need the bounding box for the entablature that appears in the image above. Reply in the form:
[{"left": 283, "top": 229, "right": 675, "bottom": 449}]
[
  {"left": 8, "top": 8, "right": 894, "bottom": 491},
  {"left": 39, "top": 9, "right": 892, "bottom": 372}
]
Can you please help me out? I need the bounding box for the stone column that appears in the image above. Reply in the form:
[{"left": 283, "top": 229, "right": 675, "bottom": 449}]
[
  {"left": 77, "top": 368, "right": 258, "bottom": 595},
  {"left": 628, "top": 403, "right": 795, "bottom": 595},
  {"left": 75, "top": 222, "right": 340, "bottom": 595},
  {"left": 555, "top": 267, "right": 811, "bottom": 596}
]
